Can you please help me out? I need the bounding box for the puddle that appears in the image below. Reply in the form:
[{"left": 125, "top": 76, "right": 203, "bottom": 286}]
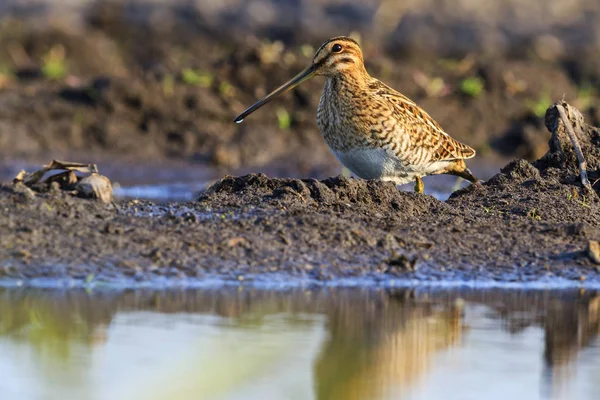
[
  {"left": 112, "top": 181, "right": 209, "bottom": 201},
  {"left": 1, "top": 157, "right": 506, "bottom": 202},
  {"left": 0, "top": 287, "right": 598, "bottom": 400},
  {"left": 109, "top": 174, "right": 462, "bottom": 203}
]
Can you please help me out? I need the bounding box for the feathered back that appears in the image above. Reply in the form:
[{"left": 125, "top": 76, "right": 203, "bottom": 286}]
[{"left": 371, "top": 80, "right": 476, "bottom": 162}]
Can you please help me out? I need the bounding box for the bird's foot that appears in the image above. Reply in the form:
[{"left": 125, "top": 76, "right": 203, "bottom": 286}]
[{"left": 414, "top": 177, "right": 424, "bottom": 194}]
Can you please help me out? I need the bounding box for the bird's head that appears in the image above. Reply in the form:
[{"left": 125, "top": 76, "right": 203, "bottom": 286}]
[{"left": 234, "top": 36, "right": 365, "bottom": 123}]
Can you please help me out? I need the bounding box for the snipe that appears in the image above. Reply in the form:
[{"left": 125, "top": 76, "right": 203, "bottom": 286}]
[{"left": 234, "top": 36, "right": 478, "bottom": 193}]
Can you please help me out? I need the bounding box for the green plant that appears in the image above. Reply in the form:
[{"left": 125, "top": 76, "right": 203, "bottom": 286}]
[
  {"left": 527, "top": 208, "right": 541, "bottom": 221},
  {"left": 525, "top": 92, "right": 551, "bottom": 118},
  {"left": 0, "top": 65, "right": 13, "bottom": 85},
  {"left": 460, "top": 77, "right": 484, "bottom": 97},
  {"left": 438, "top": 55, "right": 476, "bottom": 74},
  {"left": 567, "top": 191, "right": 590, "bottom": 208},
  {"left": 181, "top": 69, "right": 213, "bottom": 87},
  {"left": 42, "top": 45, "right": 67, "bottom": 80},
  {"left": 219, "top": 81, "right": 235, "bottom": 97},
  {"left": 482, "top": 205, "right": 503, "bottom": 215},
  {"left": 276, "top": 107, "right": 291, "bottom": 129}
]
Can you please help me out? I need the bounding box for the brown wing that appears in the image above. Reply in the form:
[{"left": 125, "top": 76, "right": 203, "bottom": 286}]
[{"left": 369, "top": 80, "right": 476, "bottom": 162}]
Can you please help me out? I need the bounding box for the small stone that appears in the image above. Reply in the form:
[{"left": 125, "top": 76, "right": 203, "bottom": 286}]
[
  {"left": 225, "top": 237, "right": 248, "bottom": 247},
  {"left": 587, "top": 241, "right": 600, "bottom": 264},
  {"left": 75, "top": 174, "right": 113, "bottom": 203},
  {"left": 181, "top": 212, "right": 198, "bottom": 223}
]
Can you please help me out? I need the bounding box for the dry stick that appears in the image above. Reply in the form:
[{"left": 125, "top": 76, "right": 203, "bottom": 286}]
[{"left": 555, "top": 104, "right": 596, "bottom": 196}]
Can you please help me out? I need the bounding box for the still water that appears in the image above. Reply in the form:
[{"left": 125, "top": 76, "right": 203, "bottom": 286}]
[{"left": 0, "top": 287, "right": 598, "bottom": 400}]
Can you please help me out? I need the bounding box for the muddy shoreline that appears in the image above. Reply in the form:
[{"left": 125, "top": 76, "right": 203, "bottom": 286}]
[{"left": 1, "top": 102, "right": 599, "bottom": 287}]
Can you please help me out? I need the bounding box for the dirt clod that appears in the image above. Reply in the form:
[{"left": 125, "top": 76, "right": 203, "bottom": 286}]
[{"left": 75, "top": 174, "right": 113, "bottom": 203}]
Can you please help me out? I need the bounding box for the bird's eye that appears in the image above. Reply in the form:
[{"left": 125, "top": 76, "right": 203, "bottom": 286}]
[{"left": 332, "top": 44, "right": 343, "bottom": 53}]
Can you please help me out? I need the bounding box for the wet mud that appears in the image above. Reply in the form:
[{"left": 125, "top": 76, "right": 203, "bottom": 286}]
[{"left": 1, "top": 102, "right": 599, "bottom": 286}]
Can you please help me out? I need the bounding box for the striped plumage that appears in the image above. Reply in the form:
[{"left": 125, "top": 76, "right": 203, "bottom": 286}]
[{"left": 235, "top": 36, "right": 477, "bottom": 192}]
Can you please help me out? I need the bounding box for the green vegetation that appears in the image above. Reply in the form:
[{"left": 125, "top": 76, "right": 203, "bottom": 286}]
[
  {"left": 0, "top": 65, "right": 13, "bottom": 85},
  {"left": 41, "top": 45, "right": 68, "bottom": 80},
  {"left": 219, "top": 81, "right": 235, "bottom": 97},
  {"left": 438, "top": 58, "right": 461, "bottom": 71},
  {"left": 567, "top": 191, "right": 590, "bottom": 208},
  {"left": 525, "top": 91, "right": 551, "bottom": 118},
  {"left": 527, "top": 208, "right": 541, "bottom": 221},
  {"left": 460, "top": 77, "right": 484, "bottom": 97},
  {"left": 181, "top": 69, "right": 213, "bottom": 87},
  {"left": 276, "top": 107, "right": 291, "bottom": 129},
  {"left": 482, "top": 205, "right": 503, "bottom": 215},
  {"left": 438, "top": 55, "right": 476, "bottom": 74}
]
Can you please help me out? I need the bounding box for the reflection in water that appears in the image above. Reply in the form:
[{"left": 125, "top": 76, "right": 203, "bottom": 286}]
[
  {"left": 0, "top": 288, "right": 598, "bottom": 400},
  {"left": 543, "top": 295, "right": 600, "bottom": 398},
  {"left": 314, "top": 292, "right": 463, "bottom": 400}
]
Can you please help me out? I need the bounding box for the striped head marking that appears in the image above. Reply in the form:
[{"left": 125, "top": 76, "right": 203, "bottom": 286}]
[
  {"left": 312, "top": 36, "right": 365, "bottom": 76},
  {"left": 234, "top": 36, "right": 365, "bottom": 123}
]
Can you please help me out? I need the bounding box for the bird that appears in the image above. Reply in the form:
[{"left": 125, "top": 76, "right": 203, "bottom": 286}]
[{"left": 234, "top": 36, "right": 478, "bottom": 193}]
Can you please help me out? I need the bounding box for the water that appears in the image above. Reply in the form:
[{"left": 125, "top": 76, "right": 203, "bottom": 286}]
[
  {"left": 112, "top": 181, "right": 209, "bottom": 201},
  {"left": 1, "top": 155, "right": 506, "bottom": 202},
  {"left": 0, "top": 287, "right": 598, "bottom": 400}
]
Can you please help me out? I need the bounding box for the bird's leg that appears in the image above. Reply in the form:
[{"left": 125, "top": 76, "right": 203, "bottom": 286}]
[{"left": 414, "top": 177, "right": 424, "bottom": 194}]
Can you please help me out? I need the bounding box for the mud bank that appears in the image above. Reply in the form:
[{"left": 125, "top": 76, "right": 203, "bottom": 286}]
[{"left": 0, "top": 102, "right": 599, "bottom": 287}]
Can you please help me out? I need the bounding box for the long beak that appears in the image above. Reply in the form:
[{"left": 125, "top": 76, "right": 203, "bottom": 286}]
[{"left": 234, "top": 64, "right": 316, "bottom": 123}]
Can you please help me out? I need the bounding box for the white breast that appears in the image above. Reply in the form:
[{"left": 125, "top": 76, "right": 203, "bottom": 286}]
[
  {"left": 332, "top": 147, "right": 410, "bottom": 184},
  {"left": 333, "top": 147, "right": 453, "bottom": 185}
]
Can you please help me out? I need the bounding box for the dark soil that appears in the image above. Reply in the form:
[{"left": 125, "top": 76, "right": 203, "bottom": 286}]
[{"left": 1, "top": 102, "right": 599, "bottom": 285}]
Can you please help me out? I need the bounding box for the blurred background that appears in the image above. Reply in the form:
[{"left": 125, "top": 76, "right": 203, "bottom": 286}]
[{"left": 0, "top": 0, "right": 599, "bottom": 194}]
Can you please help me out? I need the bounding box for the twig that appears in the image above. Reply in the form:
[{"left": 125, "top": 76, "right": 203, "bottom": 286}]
[{"left": 555, "top": 103, "right": 596, "bottom": 196}]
